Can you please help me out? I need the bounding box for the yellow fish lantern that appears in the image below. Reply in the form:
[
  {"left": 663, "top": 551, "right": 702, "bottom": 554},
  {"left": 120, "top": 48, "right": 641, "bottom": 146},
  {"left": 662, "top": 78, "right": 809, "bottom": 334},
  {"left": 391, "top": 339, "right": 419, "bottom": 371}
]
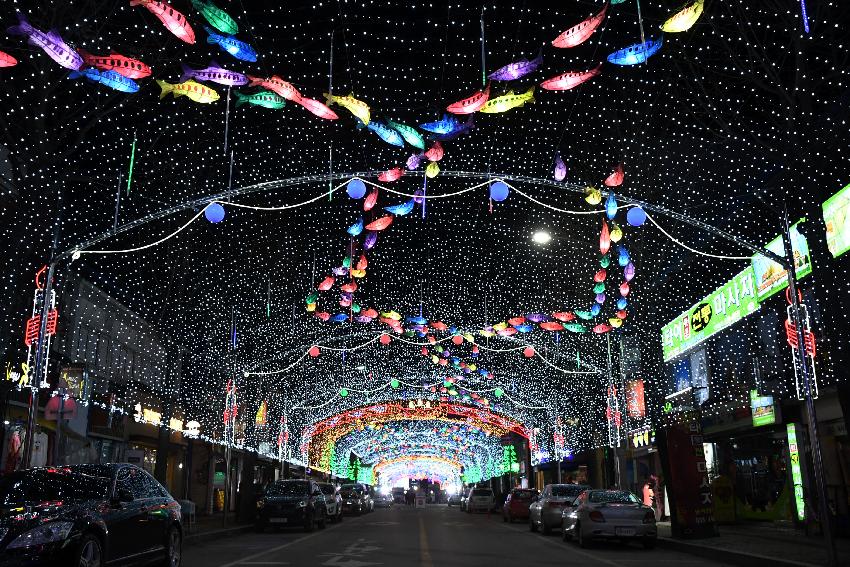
[
  {"left": 479, "top": 86, "right": 535, "bottom": 114},
  {"left": 610, "top": 222, "right": 623, "bottom": 243},
  {"left": 585, "top": 185, "right": 602, "bottom": 205},
  {"left": 323, "top": 92, "right": 371, "bottom": 125},
  {"left": 306, "top": 302, "right": 317, "bottom": 312},
  {"left": 463, "top": 333, "right": 475, "bottom": 343},
  {"left": 608, "top": 317, "right": 623, "bottom": 328},
  {"left": 492, "top": 321, "right": 508, "bottom": 331},
  {"left": 156, "top": 80, "right": 220, "bottom": 104},
  {"left": 661, "top": 0, "right": 704, "bottom": 33},
  {"left": 479, "top": 329, "right": 495, "bottom": 338},
  {"left": 426, "top": 161, "right": 440, "bottom": 178},
  {"left": 430, "top": 354, "right": 440, "bottom": 364},
  {"left": 350, "top": 269, "right": 367, "bottom": 278}
]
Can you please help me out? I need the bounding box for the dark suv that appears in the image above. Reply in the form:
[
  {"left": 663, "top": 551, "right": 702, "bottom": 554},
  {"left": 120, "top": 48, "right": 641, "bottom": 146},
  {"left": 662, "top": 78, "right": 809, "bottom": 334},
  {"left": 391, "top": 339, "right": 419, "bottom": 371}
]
[
  {"left": 0, "top": 463, "right": 182, "bottom": 567},
  {"left": 255, "top": 480, "right": 328, "bottom": 532}
]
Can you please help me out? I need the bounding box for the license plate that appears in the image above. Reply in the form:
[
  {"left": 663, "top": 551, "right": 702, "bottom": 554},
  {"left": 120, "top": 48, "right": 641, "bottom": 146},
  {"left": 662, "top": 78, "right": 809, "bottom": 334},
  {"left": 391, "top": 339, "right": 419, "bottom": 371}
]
[
  {"left": 270, "top": 518, "right": 288, "bottom": 524},
  {"left": 615, "top": 527, "right": 635, "bottom": 536}
]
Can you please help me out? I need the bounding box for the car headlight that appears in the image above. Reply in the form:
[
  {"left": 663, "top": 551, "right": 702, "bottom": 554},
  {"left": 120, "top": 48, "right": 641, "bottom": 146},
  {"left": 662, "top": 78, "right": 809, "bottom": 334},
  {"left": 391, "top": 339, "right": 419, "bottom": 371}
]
[
  {"left": 297, "top": 500, "right": 308, "bottom": 508},
  {"left": 256, "top": 499, "right": 265, "bottom": 510},
  {"left": 7, "top": 522, "right": 74, "bottom": 549}
]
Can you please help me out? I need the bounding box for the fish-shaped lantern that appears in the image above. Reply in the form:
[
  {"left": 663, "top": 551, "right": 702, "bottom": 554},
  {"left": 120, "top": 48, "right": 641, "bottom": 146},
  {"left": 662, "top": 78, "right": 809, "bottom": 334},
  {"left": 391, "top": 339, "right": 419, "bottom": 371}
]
[
  {"left": 297, "top": 97, "right": 339, "bottom": 120},
  {"left": 318, "top": 276, "right": 335, "bottom": 291},
  {"left": 191, "top": 0, "right": 238, "bottom": 35},
  {"left": 366, "top": 216, "right": 393, "bottom": 231},
  {"left": 181, "top": 62, "right": 247, "bottom": 86},
  {"left": 661, "top": 0, "right": 704, "bottom": 33},
  {"left": 479, "top": 86, "right": 535, "bottom": 114},
  {"left": 364, "top": 189, "right": 379, "bottom": 211},
  {"left": 600, "top": 219, "right": 611, "bottom": 255},
  {"left": 607, "top": 35, "right": 664, "bottom": 66},
  {"left": 347, "top": 217, "right": 364, "bottom": 236},
  {"left": 606, "top": 193, "right": 618, "bottom": 220},
  {"left": 420, "top": 114, "right": 460, "bottom": 135},
  {"left": 424, "top": 142, "right": 444, "bottom": 162},
  {"left": 0, "top": 50, "right": 16, "bottom": 67},
  {"left": 540, "top": 322, "right": 565, "bottom": 331},
  {"left": 552, "top": 1, "right": 608, "bottom": 48},
  {"left": 430, "top": 116, "right": 476, "bottom": 141},
  {"left": 585, "top": 186, "right": 602, "bottom": 205},
  {"left": 69, "top": 68, "right": 140, "bottom": 93},
  {"left": 205, "top": 27, "right": 257, "bottom": 62},
  {"left": 604, "top": 164, "right": 624, "bottom": 187},
  {"left": 385, "top": 199, "right": 415, "bottom": 216},
  {"left": 387, "top": 120, "right": 425, "bottom": 149},
  {"left": 565, "top": 323, "right": 587, "bottom": 333},
  {"left": 407, "top": 153, "right": 425, "bottom": 170},
  {"left": 378, "top": 168, "right": 404, "bottom": 182},
  {"left": 7, "top": 12, "right": 83, "bottom": 70},
  {"left": 592, "top": 323, "right": 612, "bottom": 334},
  {"left": 426, "top": 162, "right": 440, "bottom": 178},
  {"left": 233, "top": 90, "right": 286, "bottom": 109},
  {"left": 446, "top": 84, "right": 490, "bottom": 114},
  {"left": 488, "top": 52, "right": 543, "bottom": 81},
  {"left": 553, "top": 312, "right": 576, "bottom": 322},
  {"left": 129, "top": 1, "right": 195, "bottom": 44},
  {"left": 246, "top": 75, "right": 302, "bottom": 101},
  {"left": 364, "top": 231, "right": 378, "bottom": 250},
  {"left": 324, "top": 92, "right": 370, "bottom": 125},
  {"left": 541, "top": 63, "right": 602, "bottom": 91},
  {"left": 156, "top": 80, "right": 220, "bottom": 103},
  {"left": 78, "top": 49, "right": 150, "bottom": 79},
  {"left": 358, "top": 120, "right": 404, "bottom": 147},
  {"left": 554, "top": 152, "right": 567, "bottom": 181}
]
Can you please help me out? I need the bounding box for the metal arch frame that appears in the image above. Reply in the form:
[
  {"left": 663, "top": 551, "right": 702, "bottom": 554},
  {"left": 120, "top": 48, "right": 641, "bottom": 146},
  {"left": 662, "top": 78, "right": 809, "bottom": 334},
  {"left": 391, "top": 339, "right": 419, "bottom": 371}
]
[{"left": 58, "top": 170, "right": 786, "bottom": 265}]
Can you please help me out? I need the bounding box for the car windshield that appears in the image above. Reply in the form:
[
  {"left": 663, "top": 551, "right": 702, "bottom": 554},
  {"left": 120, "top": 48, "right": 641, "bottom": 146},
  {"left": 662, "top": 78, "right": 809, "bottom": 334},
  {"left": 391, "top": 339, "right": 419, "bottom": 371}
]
[
  {"left": 0, "top": 469, "right": 110, "bottom": 504},
  {"left": 319, "top": 485, "right": 336, "bottom": 495},
  {"left": 511, "top": 490, "right": 536, "bottom": 500},
  {"left": 265, "top": 482, "right": 309, "bottom": 497},
  {"left": 551, "top": 485, "right": 586, "bottom": 498},
  {"left": 471, "top": 489, "right": 492, "bottom": 496},
  {"left": 589, "top": 491, "right": 639, "bottom": 504}
]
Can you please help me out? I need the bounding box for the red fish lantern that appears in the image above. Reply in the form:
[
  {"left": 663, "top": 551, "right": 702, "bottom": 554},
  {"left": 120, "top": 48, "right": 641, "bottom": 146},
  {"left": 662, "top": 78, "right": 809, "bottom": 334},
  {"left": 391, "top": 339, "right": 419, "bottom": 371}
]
[
  {"left": 540, "top": 321, "right": 565, "bottom": 331},
  {"left": 315, "top": 312, "right": 331, "bottom": 321},
  {"left": 340, "top": 282, "right": 357, "bottom": 293},
  {"left": 424, "top": 142, "right": 444, "bottom": 162},
  {"left": 297, "top": 97, "right": 339, "bottom": 120},
  {"left": 594, "top": 269, "right": 607, "bottom": 283},
  {"left": 600, "top": 220, "right": 611, "bottom": 255},
  {"left": 365, "top": 216, "right": 393, "bottom": 231},
  {"left": 364, "top": 189, "right": 379, "bottom": 211},
  {"left": 593, "top": 323, "right": 612, "bottom": 334},
  {"left": 378, "top": 168, "right": 404, "bottom": 182},
  {"left": 552, "top": 2, "right": 608, "bottom": 48},
  {"left": 553, "top": 311, "right": 576, "bottom": 322},
  {"left": 604, "top": 164, "right": 624, "bottom": 187},
  {"left": 446, "top": 84, "right": 490, "bottom": 114},
  {"left": 318, "top": 276, "right": 335, "bottom": 291},
  {"left": 508, "top": 316, "right": 526, "bottom": 326},
  {"left": 356, "top": 255, "right": 368, "bottom": 270}
]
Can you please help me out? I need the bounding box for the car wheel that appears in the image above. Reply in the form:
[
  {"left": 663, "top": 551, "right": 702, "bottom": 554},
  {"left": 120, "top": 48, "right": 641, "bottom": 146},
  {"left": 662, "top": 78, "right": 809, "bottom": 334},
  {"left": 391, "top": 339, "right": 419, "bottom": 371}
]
[
  {"left": 163, "top": 526, "right": 182, "bottom": 567},
  {"left": 542, "top": 521, "right": 552, "bottom": 535},
  {"left": 577, "top": 523, "right": 590, "bottom": 548},
  {"left": 530, "top": 517, "right": 538, "bottom": 532},
  {"left": 75, "top": 533, "right": 103, "bottom": 567},
  {"left": 643, "top": 537, "right": 656, "bottom": 550}
]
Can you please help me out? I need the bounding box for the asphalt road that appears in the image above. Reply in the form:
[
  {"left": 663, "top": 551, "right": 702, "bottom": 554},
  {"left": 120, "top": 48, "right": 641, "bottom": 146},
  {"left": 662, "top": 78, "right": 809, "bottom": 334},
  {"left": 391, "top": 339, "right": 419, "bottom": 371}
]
[{"left": 183, "top": 504, "right": 733, "bottom": 567}]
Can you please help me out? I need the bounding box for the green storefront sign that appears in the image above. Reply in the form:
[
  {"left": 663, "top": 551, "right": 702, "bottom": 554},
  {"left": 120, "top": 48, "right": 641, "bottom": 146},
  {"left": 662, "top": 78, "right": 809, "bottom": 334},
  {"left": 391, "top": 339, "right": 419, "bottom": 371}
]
[
  {"left": 823, "top": 182, "right": 850, "bottom": 258},
  {"left": 750, "top": 221, "right": 812, "bottom": 301},
  {"left": 661, "top": 267, "right": 760, "bottom": 362}
]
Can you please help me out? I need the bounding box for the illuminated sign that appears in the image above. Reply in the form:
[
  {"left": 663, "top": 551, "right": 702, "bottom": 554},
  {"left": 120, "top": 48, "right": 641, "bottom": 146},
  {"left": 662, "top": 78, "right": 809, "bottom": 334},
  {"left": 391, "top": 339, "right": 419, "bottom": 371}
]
[
  {"left": 822, "top": 182, "right": 850, "bottom": 257},
  {"left": 750, "top": 390, "right": 776, "bottom": 427},
  {"left": 184, "top": 420, "right": 201, "bottom": 438},
  {"left": 4, "top": 362, "right": 31, "bottom": 389},
  {"left": 661, "top": 268, "right": 760, "bottom": 361},
  {"left": 626, "top": 379, "right": 646, "bottom": 418},
  {"left": 786, "top": 423, "right": 805, "bottom": 521},
  {"left": 751, "top": 221, "right": 812, "bottom": 301}
]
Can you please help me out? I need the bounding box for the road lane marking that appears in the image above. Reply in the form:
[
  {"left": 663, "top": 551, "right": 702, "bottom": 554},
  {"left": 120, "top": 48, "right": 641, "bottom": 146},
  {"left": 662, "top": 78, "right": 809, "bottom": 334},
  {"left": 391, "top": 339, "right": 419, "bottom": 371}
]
[
  {"left": 418, "top": 515, "right": 433, "bottom": 567},
  {"left": 498, "top": 522, "right": 622, "bottom": 567}
]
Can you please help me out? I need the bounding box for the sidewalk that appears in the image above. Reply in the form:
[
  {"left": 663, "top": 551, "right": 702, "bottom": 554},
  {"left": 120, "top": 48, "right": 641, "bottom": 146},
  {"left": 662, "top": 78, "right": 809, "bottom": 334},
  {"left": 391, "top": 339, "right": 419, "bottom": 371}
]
[
  {"left": 657, "top": 521, "right": 850, "bottom": 567},
  {"left": 184, "top": 513, "right": 254, "bottom": 545}
]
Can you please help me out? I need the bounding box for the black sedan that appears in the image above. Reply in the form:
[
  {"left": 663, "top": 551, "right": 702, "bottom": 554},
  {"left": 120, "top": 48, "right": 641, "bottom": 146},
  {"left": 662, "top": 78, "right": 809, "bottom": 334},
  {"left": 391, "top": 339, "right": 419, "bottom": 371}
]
[
  {"left": 255, "top": 480, "right": 328, "bottom": 532},
  {"left": 0, "top": 463, "right": 182, "bottom": 567}
]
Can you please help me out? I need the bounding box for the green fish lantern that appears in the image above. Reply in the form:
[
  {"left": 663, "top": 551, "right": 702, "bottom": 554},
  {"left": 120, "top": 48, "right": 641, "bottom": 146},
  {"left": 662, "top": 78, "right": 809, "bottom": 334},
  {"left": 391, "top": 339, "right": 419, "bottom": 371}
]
[{"left": 191, "top": 0, "right": 238, "bottom": 35}]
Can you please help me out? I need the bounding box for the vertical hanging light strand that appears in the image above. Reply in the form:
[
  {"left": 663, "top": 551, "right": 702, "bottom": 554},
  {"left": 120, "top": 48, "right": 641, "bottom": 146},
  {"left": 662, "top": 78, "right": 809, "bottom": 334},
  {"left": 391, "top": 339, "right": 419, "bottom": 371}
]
[
  {"left": 125, "top": 131, "right": 136, "bottom": 196},
  {"left": 479, "top": 7, "right": 487, "bottom": 87},
  {"left": 635, "top": 0, "right": 646, "bottom": 47},
  {"left": 223, "top": 87, "right": 231, "bottom": 155},
  {"left": 799, "top": 0, "right": 810, "bottom": 34},
  {"left": 328, "top": 30, "right": 335, "bottom": 201}
]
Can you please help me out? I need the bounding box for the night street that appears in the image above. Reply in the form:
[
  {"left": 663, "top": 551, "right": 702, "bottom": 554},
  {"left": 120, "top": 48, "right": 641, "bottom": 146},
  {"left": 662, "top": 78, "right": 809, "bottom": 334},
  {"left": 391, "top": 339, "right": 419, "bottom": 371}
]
[{"left": 184, "top": 505, "right": 726, "bottom": 567}]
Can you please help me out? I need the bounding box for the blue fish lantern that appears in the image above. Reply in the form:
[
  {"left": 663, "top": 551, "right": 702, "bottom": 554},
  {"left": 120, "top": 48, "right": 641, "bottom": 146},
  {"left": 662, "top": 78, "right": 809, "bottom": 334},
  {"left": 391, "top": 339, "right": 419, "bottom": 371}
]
[
  {"left": 617, "top": 298, "right": 628, "bottom": 310},
  {"left": 591, "top": 304, "right": 601, "bottom": 316},
  {"left": 347, "top": 217, "right": 364, "bottom": 236},
  {"left": 514, "top": 324, "right": 534, "bottom": 333},
  {"left": 419, "top": 114, "right": 460, "bottom": 135},
  {"left": 406, "top": 315, "right": 427, "bottom": 325},
  {"left": 205, "top": 27, "right": 257, "bottom": 62},
  {"left": 607, "top": 35, "right": 663, "bottom": 66},
  {"left": 385, "top": 199, "right": 416, "bottom": 216},
  {"left": 618, "top": 247, "right": 630, "bottom": 267},
  {"left": 331, "top": 313, "right": 349, "bottom": 322},
  {"left": 69, "top": 68, "right": 140, "bottom": 93},
  {"left": 606, "top": 193, "right": 618, "bottom": 220}
]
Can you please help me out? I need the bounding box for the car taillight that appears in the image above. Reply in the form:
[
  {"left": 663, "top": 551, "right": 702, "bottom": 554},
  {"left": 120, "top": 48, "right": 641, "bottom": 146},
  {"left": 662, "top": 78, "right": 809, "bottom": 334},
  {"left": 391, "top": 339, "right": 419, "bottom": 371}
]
[
  {"left": 588, "top": 510, "right": 605, "bottom": 522},
  {"left": 643, "top": 511, "right": 656, "bottom": 524}
]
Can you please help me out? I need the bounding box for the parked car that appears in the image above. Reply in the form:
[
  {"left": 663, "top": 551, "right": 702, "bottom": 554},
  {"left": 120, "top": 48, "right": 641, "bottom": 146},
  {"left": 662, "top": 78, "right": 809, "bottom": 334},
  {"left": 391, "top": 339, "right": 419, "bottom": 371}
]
[
  {"left": 0, "top": 463, "right": 182, "bottom": 567},
  {"left": 562, "top": 489, "right": 657, "bottom": 548},
  {"left": 502, "top": 488, "right": 538, "bottom": 523},
  {"left": 447, "top": 493, "right": 462, "bottom": 507},
  {"left": 391, "top": 487, "right": 406, "bottom": 504},
  {"left": 340, "top": 484, "right": 374, "bottom": 513},
  {"left": 373, "top": 494, "right": 393, "bottom": 508},
  {"left": 340, "top": 487, "right": 369, "bottom": 515},
  {"left": 318, "top": 482, "right": 343, "bottom": 522},
  {"left": 465, "top": 487, "right": 494, "bottom": 513},
  {"left": 255, "top": 479, "right": 328, "bottom": 533},
  {"left": 529, "top": 483, "right": 590, "bottom": 534}
]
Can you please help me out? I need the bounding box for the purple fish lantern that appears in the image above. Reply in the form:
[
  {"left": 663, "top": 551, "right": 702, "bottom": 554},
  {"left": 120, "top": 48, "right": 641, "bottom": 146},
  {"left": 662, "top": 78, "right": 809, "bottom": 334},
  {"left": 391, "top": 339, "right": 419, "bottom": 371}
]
[
  {"left": 333, "top": 266, "right": 349, "bottom": 276},
  {"left": 488, "top": 52, "right": 543, "bottom": 81},
  {"left": 355, "top": 315, "right": 373, "bottom": 323},
  {"left": 7, "top": 12, "right": 83, "bottom": 70},
  {"left": 554, "top": 152, "right": 567, "bottom": 181},
  {"left": 526, "top": 313, "right": 550, "bottom": 323},
  {"left": 413, "top": 189, "right": 425, "bottom": 205},
  {"left": 624, "top": 262, "right": 635, "bottom": 282},
  {"left": 596, "top": 293, "right": 606, "bottom": 304},
  {"left": 407, "top": 153, "right": 424, "bottom": 170},
  {"left": 364, "top": 231, "right": 378, "bottom": 250}
]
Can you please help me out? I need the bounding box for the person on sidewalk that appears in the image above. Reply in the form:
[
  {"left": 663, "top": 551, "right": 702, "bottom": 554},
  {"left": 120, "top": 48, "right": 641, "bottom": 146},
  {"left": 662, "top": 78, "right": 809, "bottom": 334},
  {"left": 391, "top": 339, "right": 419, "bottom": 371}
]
[{"left": 642, "top": 475, "right": 655, "bottom": 509}]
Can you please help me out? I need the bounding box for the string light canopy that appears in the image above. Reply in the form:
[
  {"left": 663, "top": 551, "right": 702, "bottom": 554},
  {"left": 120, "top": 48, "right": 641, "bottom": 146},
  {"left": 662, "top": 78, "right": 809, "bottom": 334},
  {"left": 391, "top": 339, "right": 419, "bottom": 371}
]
[{"left": 0, "top": 0, "right": 847, "bottom": 484}]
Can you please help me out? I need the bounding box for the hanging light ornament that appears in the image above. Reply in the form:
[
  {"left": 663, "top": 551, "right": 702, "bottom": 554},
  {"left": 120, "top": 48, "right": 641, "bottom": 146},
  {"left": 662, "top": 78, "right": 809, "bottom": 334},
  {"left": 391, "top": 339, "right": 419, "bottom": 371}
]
[
  {"left": 308, "top": 346, "right": 320, "bottom": 357},
  {"left": 607, "top": 36, "right": 664, "bottom": 66},
  {"left": 609, "top": 223, "right": 623, "bottom": 243},
  {"left": 490, "top": 181, "right": 510, "bottom": 202},
  {"left": 205, "top": 203, "right": 225, "bottom": 223},
  {"left": 661, "top": 0, "right": 704, "bottom": 33},
  {"left": 619, "top": 282, "right": 631, "bottom": 296},
  {"left": 552, "top": 2, "right": 608, "bottom": 48},
  {"left": 585, "top": 186, "right": 602, "bottom": 205},
  {"left": 425, "top": 161, "right": 440, "bottom": 178},
  {"left": 523, "top": 346, "right": 535, "bottom": 358},
  {"left": 600, "top": 219, "right": 611, "bottom": 255},
  {"left": 617, "top": 298, "right": 628, "bottom": 310},
  {"left": 624, "top": 262, "right": 636, "bottom": 282},
  {"left": 618, "top": 247, "right": 630, "bottom": 267},
  {"left": 604, "top": 164, "right": 624, "bottom": 187},
  {"left": 606, "top": 193, "right": 618, "bottom": 220},
  {"left": 593, "top": 323, "right": 612, "bottom": 334},
  {"left": 627, "top": 206, "right": 647, "bottom": 227},
  {"left": 365, "top": 216, "right": 393, "bottom": 231},
  {"left": 347, "top": 179, "right": 367, "bottom": 199},
  {"left": 590, "top": 304, "right": 601, "bottom": 316},
  {"left": 554, "top": 152, "right": 567, "bottom": 181}
]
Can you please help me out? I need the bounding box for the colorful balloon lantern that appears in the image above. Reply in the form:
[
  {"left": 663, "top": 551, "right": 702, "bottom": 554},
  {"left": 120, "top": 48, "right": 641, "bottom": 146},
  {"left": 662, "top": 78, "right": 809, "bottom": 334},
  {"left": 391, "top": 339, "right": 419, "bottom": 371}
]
[
  {"left": 627, "top": 206, "right": 647, "bottom": 226},
  {"left": 494, "top": 388, "right": 504, "bottom": 398},
  {"left": 610, "top": 223, "right": 623, "bottom": 243},
  {"left": 523, "top": 346, "right": 535, "bottom": 358},
  {"left": 339, "top": 388, "right": 349, "bottom": 397},
  {"left": 205, "top": 203, "right": 225, "bottom": 223},
  {"left": 624, "top": 262, "right": 636, "bottom": 281},
  {"left": 617, "top": 298, "right": 628, "bottom": 310},
  {"left": 591, "top": 304, "right": 601, "bottom": 316},
  {"left": 390, "top": 379, "right": 400, "bottom": 389},
  {"left": 308, "top": 345, "right": 320, "bottom": 357},
  {"left": 618, "top": 247, "right": 630, "bottom": 267},
  {"left": 490, "top": 181, "right": 510, "bottom": 202},
  {"left": 347, "top": 178, "right": 367, "bottom": 199},
  {"left": 380, "top": 333, "right": 392, "bottom": 345}
]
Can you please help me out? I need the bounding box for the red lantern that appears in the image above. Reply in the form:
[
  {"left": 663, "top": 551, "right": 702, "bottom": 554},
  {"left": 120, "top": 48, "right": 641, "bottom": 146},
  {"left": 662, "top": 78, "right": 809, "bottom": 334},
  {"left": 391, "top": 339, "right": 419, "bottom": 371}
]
[
  {"left": 427, "top": 335, "right": 436, "bottom": 344},
  {"left": 451, "top": 335, "right": 463, "bottom": 345},
  {"left": 439, "top": 358, "right": 448, "bottom": 366},
  {"left": 594, "top": 269, "right": 607, "bottom": 282},
  {"left": 600, "top": 220, "right": 611, "bottom": 255},
  {"left": 421, "top": 347, "right": 429, "bottom": 356},
  {"left": 380, "top": 333, "right": 391, "bottom": 345},
  {"left": 619, "top": 282, "right": 630, "bottom": 296},
  {"left": 308, "top": 345, "right": 320, "bottom": 357},
  {"left": 523, "top": 346, "right": 535, "bottom": 358}
]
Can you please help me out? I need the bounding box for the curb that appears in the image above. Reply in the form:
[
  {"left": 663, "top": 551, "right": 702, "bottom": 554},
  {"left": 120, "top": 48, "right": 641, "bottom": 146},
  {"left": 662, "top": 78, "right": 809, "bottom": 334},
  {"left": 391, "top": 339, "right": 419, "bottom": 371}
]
[
  {"left": 185, "top": 524, "right": 255, "bottom": 546},
  {"left": 657, "top": 537, "right": 820, "bottom": 567}
]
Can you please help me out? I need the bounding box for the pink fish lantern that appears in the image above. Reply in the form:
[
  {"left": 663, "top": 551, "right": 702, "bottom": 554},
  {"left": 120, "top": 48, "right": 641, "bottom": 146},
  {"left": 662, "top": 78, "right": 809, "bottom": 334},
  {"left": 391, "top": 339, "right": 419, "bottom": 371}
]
[
  {"left": 552, "top": 2, "right": 608, "bottom": 48},
  {"left": 600, "top": 220, "right": 611, "bottom": 255},
  {"left": 619, "top": 281, "right": 630, "bottom": 297},
  {"left": 339, "top": 296, "right": 352, "bottom": 307},
  {"left": 624, "top": 262, "right": 635, "bottom": 282},
  {"left": 315, "top": 312, "right": 331, "bottom": 321},
  {"left": 554, "top": 152, "right": 567, "bottom": 181},
  {"left": 318, "top": 276, "right": 335, "bottom": 291},
  {"left": 541, "top": 64, "right": 602, "bottom": 91},
  {"left": 407, "top": 153, "right": 424, "bottom": 170},
  {"left": 604, "top": 164, "right": 624, "bottom": 187},
  {"left": 592, "top": 323, "right": 612, "bottom": 334},
  {"left": 425, "top": 142, "right": 444, "bottom": 162},
  {"left": 365, "top": 216, "right": 393, "bottom": 231},
  {"left": 446, "top": 84, "right": 490, "bottom": 114},
  {"left": 378, "top": 168, "right": 404, "bottom": 182},
  {"left": 297, "top": 97, "right": 339, "bottom": 120},
  {"left": 364, "top": 188, "right": 379, "bottom": 211}
]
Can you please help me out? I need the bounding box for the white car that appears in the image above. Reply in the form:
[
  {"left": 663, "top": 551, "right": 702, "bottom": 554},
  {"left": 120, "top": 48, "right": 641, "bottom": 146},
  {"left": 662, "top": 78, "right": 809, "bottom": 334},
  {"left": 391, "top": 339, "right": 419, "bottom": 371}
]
[
  {"left": 562, "top": 489, "right": 657, "bottom": 549},
  {"left": 465, "top": 488, "right": 494, "bottom": 513}
]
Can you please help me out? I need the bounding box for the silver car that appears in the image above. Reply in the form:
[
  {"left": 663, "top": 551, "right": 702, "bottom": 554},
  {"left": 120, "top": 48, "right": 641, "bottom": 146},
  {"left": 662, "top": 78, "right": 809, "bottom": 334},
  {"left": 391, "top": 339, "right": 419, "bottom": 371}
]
[
  {"left": 529, "top": 484, "right": 589, "bottom": 534},
  {"left": 465, "top": 487, "right": 494, "bottom": 513},
  {"left": 562, "top": 489, "right": 657, "bottom": 548}
]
